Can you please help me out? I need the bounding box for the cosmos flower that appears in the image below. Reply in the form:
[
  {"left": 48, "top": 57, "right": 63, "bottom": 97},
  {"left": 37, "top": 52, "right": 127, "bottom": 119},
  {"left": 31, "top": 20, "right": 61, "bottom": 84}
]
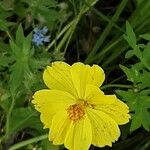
[
  {"left": 32, "top": 26, "right": 50, "bottom": 46},
  {"left": 32, "top": 61, "right": 130, "bottom": 150}
]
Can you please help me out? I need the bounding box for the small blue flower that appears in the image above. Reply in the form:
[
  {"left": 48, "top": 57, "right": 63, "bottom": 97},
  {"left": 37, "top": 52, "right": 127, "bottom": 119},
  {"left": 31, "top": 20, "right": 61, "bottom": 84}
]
[{"left": 32, "top": 26, "right": 50, "bottom": 47}]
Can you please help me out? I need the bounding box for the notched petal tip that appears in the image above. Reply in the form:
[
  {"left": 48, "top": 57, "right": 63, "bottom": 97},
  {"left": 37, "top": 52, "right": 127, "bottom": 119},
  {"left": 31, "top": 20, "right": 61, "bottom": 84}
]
[
  {"left": 87, "top": 108, "right": 120, "bottom": 148},
  {"left": 97, "top": 96, "right": 131, "bottom": 125}
]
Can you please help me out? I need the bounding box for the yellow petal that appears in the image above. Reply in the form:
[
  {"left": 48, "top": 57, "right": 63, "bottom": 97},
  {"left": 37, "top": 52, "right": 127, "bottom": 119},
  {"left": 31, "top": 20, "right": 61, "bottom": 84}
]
[
  {"left": 70, "top": 62, "right": 89, "bottom": 99},
  {"left": 88, "top": 64, "right": 105, "bottom": 87},
  {"left": 70, "top": 62, "right": 105, "bottom": 99},
  {"left": 40, "top": 112, "right": 54, "bottom": 129},
  {"left": 84, "top": 84, "right": 115, "bottom": 105},
  {"left": 97, "top": 97, "right": 130, "bottom": 125},
  {"left": 49, "top": 110, "right": 71, "bottom": 145},
  {"left": 64, "top": 115, "right": 92, "bottom": 150},
  {"left": 32, "top": 89, "right": 76, "bottom": 127},
  {"left": 43, "top": 61, "right": 78, "bottom": 97},
  {"left": 87, "top": 108, "right": 120, "bottom": 147}
]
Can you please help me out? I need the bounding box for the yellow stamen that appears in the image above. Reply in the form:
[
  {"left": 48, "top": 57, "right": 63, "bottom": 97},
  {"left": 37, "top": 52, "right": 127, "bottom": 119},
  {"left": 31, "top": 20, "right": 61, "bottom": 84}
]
[
  {"left": 67, "top": 102, "right": 85, "bottom": 122},
  {"left": 67, "top": 101, "right": 94, "bottom": 122}
]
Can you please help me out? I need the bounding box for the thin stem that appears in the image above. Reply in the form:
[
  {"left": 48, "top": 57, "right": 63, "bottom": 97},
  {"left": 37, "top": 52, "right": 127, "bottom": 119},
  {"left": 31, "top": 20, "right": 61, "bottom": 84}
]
[
  {"left": 63, "top": 13, "right": 81, "bottom": 54},
  {"left": 9, "top": 134, "right": 48, "bottom": 150},
  {"left": 85, "top": 0, "right": 128, "bottom": 64},
  {"left": 53, "top": 22, "right": 63, "bottom": 52},
  {"left": 45, "top": 21, "right": 74, "bottom": 51},
  {"left": 101, "top": 84, "right": 132, "bottom": 90},
  {"left": 56, "top": 22, "right": 75, "bottom": 52},
  {"left": 6, "top": 31, "right": 14, "bottom": 41}
]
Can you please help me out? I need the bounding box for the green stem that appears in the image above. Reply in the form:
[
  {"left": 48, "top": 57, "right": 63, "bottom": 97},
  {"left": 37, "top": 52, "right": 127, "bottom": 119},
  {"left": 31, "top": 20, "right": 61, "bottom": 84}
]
[
  {"left": 85, "top": 0, "right": 128, "bottom": 64},
  {"left": 54, "top": 0, "right": 98, "bottom": 53},
  {"left": 6, "top": 31, "right": 14, "bottom": 41},
  {"left": 63, "top": 13, "right": 82, "bottom": 54},
  {"left": 101, "top": 84, "right": 132, "bottom": 90},
  {"left": 45, "top": 21, "right": 74, "bottom": 51},
  {"left": 9, "top": 134, "right": 48, "bottom": 150},
  {"left": 56, "top": 21, "right": 75, "bottom": 52}
]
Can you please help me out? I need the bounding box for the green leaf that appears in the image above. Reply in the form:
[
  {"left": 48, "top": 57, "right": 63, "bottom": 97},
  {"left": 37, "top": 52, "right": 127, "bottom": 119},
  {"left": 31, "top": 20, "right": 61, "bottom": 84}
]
[
  {"left": 120, "top": 65, "right": 141, "bottom": 83},
  {"left": 130, "top": 115, "right": 141, "bottom": 132},
  {"left": 116, "top": 90, "right": 137, "bottom": 111},
  {"left": 22, "top": 0, "right": 57, "bottom": 8},
  {"left": 142, "top": 44, "right": 150, "bottom": 70},
  {"left": 22, "top": 33, "right": 32, "bottom": 55},
  {"left": 16, "top": 24, "right": 25, "bottom": 47},
  {"left": 125, "top": 50, "right": 134, "bottom": 59},
  {"left": 37, "top": 7, "right": 59, "bottom": 22},
  {"left": 124, "top": 21, "right": 136, "bottom": 48},
  {"left": 140, "top": 71, "right": 150, "bottom": 88},
  {"left": 9, "top": 107, "right": 42, "bottom": 134},
  {"left": 140, "top": 33, "right": 150, "bottom": 41},
  {"left": 9, "top": 62, "right": 24, "bottom": 94},
  {"left": 9, "top": 40, "right": 22, "bottom": 59},
  {"left": 117, "top": 89, "right": 150, "bottom": 132},
  {"left": 0, "top": 56, "right": 13, "bottom": 67},
  {"left": 0, "top": 19, "right": 13, "bottom": 31},
  {"left": 0, "top": 40, "right": 10, "bottom": 52},
  {"left": 141, "top": 97, "right": 150, "bottom": 131},
  {"left": 0, "top": 7, "right": 13, "bottom": 31}
]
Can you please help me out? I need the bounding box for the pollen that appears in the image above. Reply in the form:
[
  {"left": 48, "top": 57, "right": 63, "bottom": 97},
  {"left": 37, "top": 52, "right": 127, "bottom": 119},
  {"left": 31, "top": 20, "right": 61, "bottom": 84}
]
[{"left": 67, "top": 103, "right": 86, "bottom": 122}]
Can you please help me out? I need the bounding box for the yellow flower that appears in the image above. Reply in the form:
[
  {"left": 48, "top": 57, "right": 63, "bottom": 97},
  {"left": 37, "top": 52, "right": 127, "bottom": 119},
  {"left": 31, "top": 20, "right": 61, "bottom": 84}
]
[{"left": 32, "top": 61, "right": 130, "bottom": 150}]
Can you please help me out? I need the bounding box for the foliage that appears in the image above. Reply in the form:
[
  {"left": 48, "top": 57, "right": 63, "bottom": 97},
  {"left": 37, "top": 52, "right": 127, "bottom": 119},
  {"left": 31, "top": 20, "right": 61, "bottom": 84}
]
[{"left": 116, "top": 22, "right": 150, "bottom": 132}]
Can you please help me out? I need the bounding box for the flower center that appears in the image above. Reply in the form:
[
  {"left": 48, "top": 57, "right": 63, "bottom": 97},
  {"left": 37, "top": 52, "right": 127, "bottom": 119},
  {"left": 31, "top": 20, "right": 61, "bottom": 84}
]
[{"left": 67, "top": 102, "right": 87, "bottom": 122}]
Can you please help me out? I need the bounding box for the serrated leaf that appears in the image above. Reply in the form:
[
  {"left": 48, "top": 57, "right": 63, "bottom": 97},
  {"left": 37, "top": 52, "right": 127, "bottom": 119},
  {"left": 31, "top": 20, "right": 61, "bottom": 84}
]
[
  {"left": 9, "top": 62, "right": 24, "bottom": 94},
  {"left": 130, "top": 115, "right": 141, "bottom": 132},
  {"left": 16, "top": 24, "right": 24, "bottom": 47},
  {"left": 117, "top": 89, "right": 150, "bottom": 132},
  {"left": 0, "top": 56, "right": 13, "bottom": 67},
  {"left": 116, "top": 90, "right": 137, "bottom": 111},
  {"left": 22, "top": 33, "right": 32, "bottom": 55},
  {"left": 120, "top": 65, "right": 140, "bottom": 83},
  {"left": 9, "top": 40, "right": 22, "bottom": 59},
  {"left": 124, "top": 21, "right": 136, "bottom": 48}
]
